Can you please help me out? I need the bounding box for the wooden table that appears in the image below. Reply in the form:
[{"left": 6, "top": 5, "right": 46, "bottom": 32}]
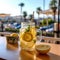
[{"left": 0, "top": 36, "right": 60, "bottom": 60}]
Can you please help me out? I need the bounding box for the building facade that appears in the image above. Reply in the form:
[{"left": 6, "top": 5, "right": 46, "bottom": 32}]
[{"left": 0, "top": 13, "right": 10, "bottom": 20}]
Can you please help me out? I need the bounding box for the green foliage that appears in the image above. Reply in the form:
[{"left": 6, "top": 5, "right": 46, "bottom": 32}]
[
  {"left": 25, "top": 25, "right": 30, "bottom": 32},
  {"left": 37, "top": 32, "right": 40, "bottom": 36},
  {"left": 42, "top": 32, "right": 54, "bottom": 37},
  {"left": 36, "top": 7, "right": 42, "bottom": 15},
  {"left": 5, "top": 28, "right": 19, "bottom": 32},
  {"left": 23, "top": 11, "right": 27, "bottom": 18},
  {"left": 37, "top": 31, "right": 42, "bottom": 36},
  {"left": 35, "top": 26, "right": 40, "bottom": 29},
  {"left": 46, "top": 32, "right": 54, "bottom": 37},
  {"left": 29, "top": 14, "right": 33, "bottom": 21},
  {"left": 49, "top": 0, "right": 57, "bottom": 9},
  {"left": 19, "top": 3, "right": 24, "bottom": 7},
  {"left": 23, "top": 11, "right": 27, "bottom": 21},
  {"left": 48, "top": 18, "right": 54, "bottom": 25},
  {"left": 42, "top": 19, "right": 47, "bottom": 26},
  {"left": 39, "top": 22, "right": 42, "bottom": 27}
]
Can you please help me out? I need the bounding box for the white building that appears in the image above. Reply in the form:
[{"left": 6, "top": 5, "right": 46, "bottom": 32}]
[
  {"left": 12, "top": 15, "right": 24, "bottom": 23},
  {"left": 0, "top": 13, "right": 10, "bottom": 20}
]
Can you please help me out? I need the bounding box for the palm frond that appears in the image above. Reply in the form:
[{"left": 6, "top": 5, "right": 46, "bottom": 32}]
[{"left": 19, "top": 3, "right": 24, "bottom": 7}]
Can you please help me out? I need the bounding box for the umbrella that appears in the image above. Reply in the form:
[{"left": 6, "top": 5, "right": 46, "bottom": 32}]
[{"left": 40, "top": 9, "right": 58, "bottom": 15}]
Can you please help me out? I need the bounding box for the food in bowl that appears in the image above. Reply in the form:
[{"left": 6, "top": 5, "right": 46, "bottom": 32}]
[
  {"left": 36, "top": 44, "right": 51, "bottom": 54},
  {"left": 6, "top": 33, "right": 19, "bottom": 44},
  {"left": 10, "top": 33, "right": 18, "bottom": 37}
]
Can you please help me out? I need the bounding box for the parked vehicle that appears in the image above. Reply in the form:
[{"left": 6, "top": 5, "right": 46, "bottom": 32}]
[
  {"left": 40, "top": 24, "right": 54, "bottom": 31},
  {"left": 40, "top": 26, "right": 49, "bottom": 30},
  {"left": 15, "top": 24, "right": 21, "bottom": 29},
  {"left": 4, "top": 22, "right": 21, "bottom": 29},
  {"left": 46, "top": 27, "right": 53, "bottom": 32}
]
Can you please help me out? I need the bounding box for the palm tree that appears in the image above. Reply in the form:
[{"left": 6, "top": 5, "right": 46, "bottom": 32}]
[
  {"left": 36, "top": 7, "right": 42, "bottom": 19},
  {"left": 19, "top": 3, "right": 24, "bottom": 22},
  {"left": 36, "top": 7, "right": 42, "bottom": 26},
  {"left": 19, "top": 3, "right": 24, "bottom": 15},
  {"left": 29, "top": 14, "right": 33, "bottom": 21},
  {"left": 49, "top": 0, "right": 58, "bottom": 37},
  {"left": 49, "top": 0, "right": 57, "bottom": 22},
  {"left": 23, "top": 11, "right": 27, "bottom": 22}
]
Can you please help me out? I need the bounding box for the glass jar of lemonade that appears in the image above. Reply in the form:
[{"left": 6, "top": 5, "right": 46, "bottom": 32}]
[{"left": 20, "top": 22, "right": 36, "bottom": 51}]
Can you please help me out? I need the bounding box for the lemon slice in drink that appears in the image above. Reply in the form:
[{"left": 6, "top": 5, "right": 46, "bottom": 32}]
[
  {"left": 30, "top": 27, "right": 36, "bottom": 37},
  {"left": 26, "top": 41, "right": 35, "bottom": 48},
  {"left": 22, "top": 32, "right": 33, "bottom": 42},
  {"left": 20, "top": 41, "right": 27, "bottom": 48}
]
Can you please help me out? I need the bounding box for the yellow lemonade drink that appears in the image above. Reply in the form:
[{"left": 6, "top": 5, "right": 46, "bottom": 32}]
[{"left": 20, "top": 22, "right": 36, "bottom": 51}]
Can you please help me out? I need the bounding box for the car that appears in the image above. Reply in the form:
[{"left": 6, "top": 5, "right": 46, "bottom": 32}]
[
  {"left": 11, "top": 23, "right": 21, "bottom": 29},
  {"left": 48, "top": 24, "right": 54, "bottom": 28},
  {"left": 15, "top": 24, "right": 21, "bottom": 28},
  {"left": 40, "top": 26, "right": 49, "bottom": 31},
  {"left": 40, "top": 24, "right": 54, "bottom": 31},
  {"left": 13, "top": 22, "right": 17, "bottom": 26},
  {"left": 46, "top": 27, "right": 53, "bottom": 32}
]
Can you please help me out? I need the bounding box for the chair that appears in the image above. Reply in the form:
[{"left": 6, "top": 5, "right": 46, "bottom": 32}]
[
  {"left": 40, "top": 36, "right": 60, "bottom": 44},
  {"left": 55, "top": 41, "right": 60, "bottom": 44}
]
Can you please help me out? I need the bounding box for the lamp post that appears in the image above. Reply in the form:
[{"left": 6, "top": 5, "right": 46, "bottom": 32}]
[
  {"left": 1, "top": 21, "right": 4, "bottom": 32},
  {"left": 58, "top": 0, "right": 60, "bottom": 37},
  {"left": 43, "top": 0, "right": 45, "bottom": 19}
]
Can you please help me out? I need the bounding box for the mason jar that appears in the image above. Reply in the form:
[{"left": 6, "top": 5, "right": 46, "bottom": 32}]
[{"left": 20, "top": 22, "right": 36, "bottom": 51}]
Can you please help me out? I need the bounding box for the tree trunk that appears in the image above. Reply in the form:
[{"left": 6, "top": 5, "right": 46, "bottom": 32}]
[
  {"left": 37, "top": 14, "right": 39, "bottom": 26},
  {"left": 57, "top": 0, "right": 60, "bottom": 37},
  {"left": 24, "top": 17, "right": 26, "bottom": 22},
  {"left": 53, "top": 10, "right": 56, "bottom": 22},
  {"left": 21, "top": 7, "right": 22, "bottom": 21}
]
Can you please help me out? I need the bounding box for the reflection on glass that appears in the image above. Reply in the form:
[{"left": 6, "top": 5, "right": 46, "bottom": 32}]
[
  {"left": 20, "top": 49, "right": 36, "bottom": 60},
  {"left": 37, "top": 29, "right": 42, "bottom": 42},
  {"left": 36, "top": 53, "right": 50, "bottom": 60},
  {"left": 20, "top": 22, "right": 36, "bottom": 51}
]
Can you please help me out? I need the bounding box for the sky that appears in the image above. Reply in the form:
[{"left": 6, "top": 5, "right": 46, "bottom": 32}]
[{"left": 0, "top": 0, "right": 51, "bottom": 17}]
